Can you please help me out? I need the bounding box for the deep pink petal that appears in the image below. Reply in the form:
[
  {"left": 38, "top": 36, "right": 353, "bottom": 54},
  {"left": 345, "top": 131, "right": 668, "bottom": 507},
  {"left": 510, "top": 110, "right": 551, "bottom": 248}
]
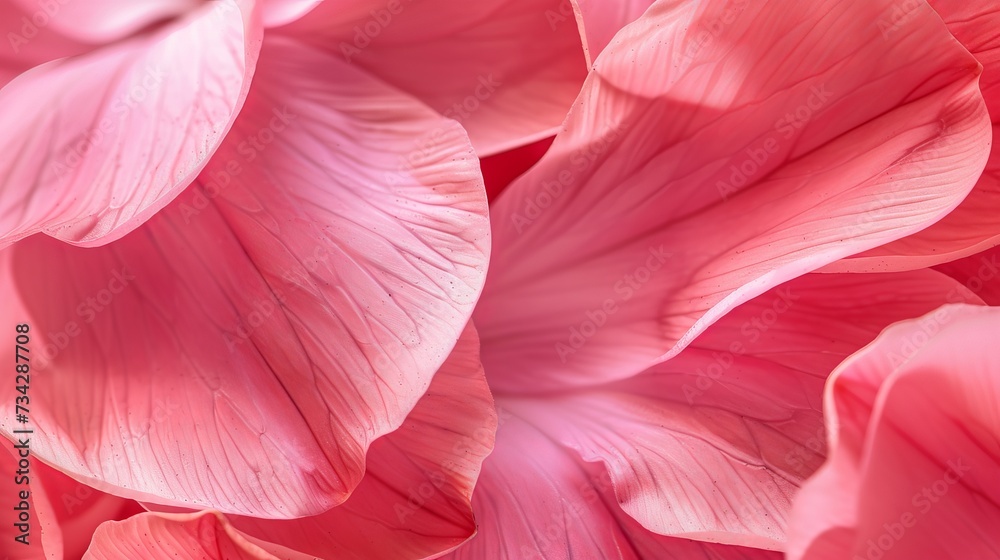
[
  {"left": 830, "top": 0, "right": 1000, "bottom": 271},
  {"left": 505, "top": 270, "right": 981, "bottom": 549},
  {"left": 277, "top": 0, "right": 588, "bottom": 155},
  {"left": 0, "top": 0, "right": 262, "bottom": 249},
  {"left": 83, "top": 511, "right": 306, "bottom": 560},
  {"left": 476, "top": 0, "right": 991, "bottom": 393},
  {"left": 480, "top": 136, "right": 553, "bottom": 203},
  {"left": 934, "top": 244, "right": 1000, "bottom": 304},
  {"left": 36, "top": 461, "right": 145, "bottom": 559},
  {"left": 570, "top": 0, "right": 654, "bottom": 64},
  {"left": 439, "top": 414, "right": 781, "bottom": 560},
  {"left": 788, "top": 305, "right": 1000, "bottom": 559},
  {"left": 0, "top": 36, "right": 489, "bottom": 518},
  {"left": 230, "top": 323, "right": 496, "bottom": 560}
]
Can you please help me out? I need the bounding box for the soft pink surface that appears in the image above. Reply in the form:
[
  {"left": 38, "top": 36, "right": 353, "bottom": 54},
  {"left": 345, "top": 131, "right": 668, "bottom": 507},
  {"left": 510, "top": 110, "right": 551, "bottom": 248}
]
[
  {"left": 0, "top": 0, "right": 262, "bottom": 249},
  {"left": 788, "top": 304, "right": 1000, "bottom": 560},
  {"left": 0, "top": 35, "right": 489, "bottom": 520},
  {"left": 278, "top": 0, "right": 588, "bottom": 155},
  {"left": 475, "top": 0, "right": 991, "bottom": 394},
  {"left": 830, "top": 0, "right": 1000, "bottom": 270}
]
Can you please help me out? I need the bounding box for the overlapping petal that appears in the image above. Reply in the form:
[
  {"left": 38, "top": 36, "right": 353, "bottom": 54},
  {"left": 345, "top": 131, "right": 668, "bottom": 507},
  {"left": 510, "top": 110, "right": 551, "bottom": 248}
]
[
  {"left": 278, "top": 0, "right": 588, "bottom": 155},
  {"left": 830, "top": 0, "right": 1000, "bottom": 271},
  {"left": 476, "top": 0, "right": 991, "bottom": 393},
  {"left": 935, "top": 244, "right": 1000, "bottom": 304},
  {"left": 1, "top": 442, "right": 143, "bottom": 559},
  {"left": 84, "top": 511, "right": 306, "bottom": 560},
  {"left": 788, "top": 304, "right": 1000, "bottom": 560},
  {"left": 439, "top": 414, "right": 781, "bottom": 560},
  {"left": 230, "top": 323, "right": 496, "bottom": 560},
  {"left": 569, "top": 0, "right": 654, "bottom": 64},
  {"left": 0, "top": 35, "right": 489, "bottom": 518},
  {"left": 505, "top": 270, "right": 981, "bottom": 550},
  {"left": 6, "top": 0, "right": 201, "bottom": 43},
  {"left": 0, "top": 0, "right": 262, "bottom": 249}
]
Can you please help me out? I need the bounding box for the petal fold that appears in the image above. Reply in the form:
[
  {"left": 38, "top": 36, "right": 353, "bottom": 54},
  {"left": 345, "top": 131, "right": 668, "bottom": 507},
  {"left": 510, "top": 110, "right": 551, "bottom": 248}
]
[
  {"left": 788, "top": 305, "right": 1000, "bottom": 560},
  {"left": 278, "top": 0, "right": 588, "bottom": 155},
  {"left": 477, "top": 0, "right": 991, "bottom": 392},
  {"left": 0, "top": 36, "right": 489, "bottom": 518},
  {"left": 0, "top": 0, "right": 262, "bottom": 248}
]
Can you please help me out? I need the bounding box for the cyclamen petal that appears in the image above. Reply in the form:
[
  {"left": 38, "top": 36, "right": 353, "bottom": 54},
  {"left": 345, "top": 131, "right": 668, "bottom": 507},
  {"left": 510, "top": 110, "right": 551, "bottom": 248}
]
[
  {"left": 829, "top": 0, "right": 1000, "bottom": 271},
  {"left": 84, "top": 511, "right": 310, "bottom": 560},
  {"left": 788, "top": 305, "right": 1000, "bottom": 560},
  {"left": 497, "top": 269, "right": 981, "bottom": 551},
  {"left": 0, "top": 35, "right": 489, "bottom": 518},
  {"left": 569, "top": 0, "right": 655, "bottom": 64},
  {"left": 229, "top": 323, "right": 497, "bottom": 560},
  {"left": 476, "top": 0, "right": 991, "bottom": 393},
  {"left": 0, "top": 0, "right": 263, "bottom": 249},
  {"left": 438, "top": 414, "right": 782, "bottom": 560},
  {"left": 278, "top": 0, "right": 588, "bottom": 155}
]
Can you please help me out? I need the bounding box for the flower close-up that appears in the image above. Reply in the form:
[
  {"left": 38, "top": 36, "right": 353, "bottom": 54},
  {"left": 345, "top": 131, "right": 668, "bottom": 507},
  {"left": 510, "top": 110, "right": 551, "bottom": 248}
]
[{"left": 1, "top": 0, "right": 999, "bottom": 558}]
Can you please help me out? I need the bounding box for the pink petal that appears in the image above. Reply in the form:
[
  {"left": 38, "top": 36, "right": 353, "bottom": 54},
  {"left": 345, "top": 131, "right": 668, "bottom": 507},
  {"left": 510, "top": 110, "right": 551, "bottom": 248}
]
[
  {"left": 935, "top": 245, "right": 1000, "bottom": 304},
  {"left": 36, "top": 461, "right": 145, "bottom": 559},
  {"left": 788, "top": 305, "right": 1000, "bottom": 560},
  {"left": 229, "top": 323, "right": 496, "bottom": 560},
  {"left": 0, "top": 0, "right": 262, "bottom": 249},
  {"left": 570, "top": 0, "right": 654, "bottom": 64},
  {"left": 506, "top": 270, "right": 981, "bottom": 549},
  {"left": 83, "top": 511, "right": 305, "bottom": 560},
  {"left": 277, "top": 0, "right": 588, "bottom": 155},
  {"left": 0, "top": 36, "right": 489, "bottom": 518},
  {"left": 440, "top": 414, "right": 781, "bottom": 560},
  {"left": 7, "top": 0, "right": 201, "bottom": 43},
  {"left": 829, "top": 0, "right": 1000, "bottom": 271},
  {"left": 476, "top": 0, "right": 991, "bottom": 393}
]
